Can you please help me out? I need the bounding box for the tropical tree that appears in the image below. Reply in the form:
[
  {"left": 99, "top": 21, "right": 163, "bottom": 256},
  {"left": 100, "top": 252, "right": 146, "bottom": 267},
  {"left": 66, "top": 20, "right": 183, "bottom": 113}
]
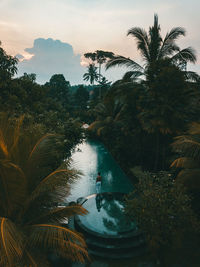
[
  {"left": 0, "top": 41, "right": 18, "bottom": 80},
  {"left": 105, "top": 15, "right": 199, "bottom": 170},
  {"left": 73, "top": 85, "right": 89, "bottom": 110},
  {"left": 88, "top": 100, "right": 125, "bottom": 137},
  {"left": 88, "top": 77, "right": 111, "bottom": 102},
  {"left": 0, "top": 115, "right": 88, "bottom": 266},
  {"left": 137, "top": 59, "right": 194, "bottom": 170},
  {"left": 19, "top": 73, "right": 36, "bottom": 83},
  {"left": 46, "top": 74, "right": 70, "bottom": 106},
  {"left": 83, "top": 63, "right": 99, "bottom": 85},
  {"left": 84, "top": 50, "right": 114, "bottom": 80},
  {"left": 106, "top": 14, "right": 198, "bottom": 83}
]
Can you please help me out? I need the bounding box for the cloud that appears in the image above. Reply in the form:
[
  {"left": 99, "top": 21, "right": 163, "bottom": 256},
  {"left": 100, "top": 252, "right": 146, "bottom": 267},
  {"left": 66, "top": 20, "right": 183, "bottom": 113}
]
[{"left": 17, "top": 38, "right": 85, "bottom": 84}]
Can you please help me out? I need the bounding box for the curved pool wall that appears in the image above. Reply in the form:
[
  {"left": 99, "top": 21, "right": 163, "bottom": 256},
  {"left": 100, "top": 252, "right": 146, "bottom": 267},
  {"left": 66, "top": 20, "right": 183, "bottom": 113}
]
[
  {"left": 68, "top": 139, "right": 134, "bottom": 202},
  {"left": 74, "top": 193, "right": 146, "bottom": 259},
  {"left": 75, "top": 192, "right": 137, "bottom": 237}
]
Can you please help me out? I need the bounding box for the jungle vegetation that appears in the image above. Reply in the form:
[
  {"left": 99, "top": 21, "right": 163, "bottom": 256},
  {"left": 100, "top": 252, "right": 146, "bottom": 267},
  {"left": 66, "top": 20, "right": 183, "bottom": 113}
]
[
  {"left": 0, "top": 115, "right": 89, "bottom": 266},
  {"left": 87, "top": 14, "right": 200, "bottom": 264},
  {"left": 0, "top": 12, "right": 200, "bottom": 266}
]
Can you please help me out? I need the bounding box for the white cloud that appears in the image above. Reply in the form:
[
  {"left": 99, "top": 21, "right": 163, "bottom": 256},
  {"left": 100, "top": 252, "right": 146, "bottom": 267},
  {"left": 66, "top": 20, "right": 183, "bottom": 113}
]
[
  {"left": 0, "top": 0, "right": 199, "bottom": 79},
  {"left": 17, "top": 38, "right": 85, "bottom": 84}
]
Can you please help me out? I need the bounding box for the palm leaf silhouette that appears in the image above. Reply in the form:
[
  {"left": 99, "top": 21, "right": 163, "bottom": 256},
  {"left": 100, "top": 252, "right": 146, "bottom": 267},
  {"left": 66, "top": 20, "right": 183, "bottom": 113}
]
[{"left": 0, "top": 115, "right": 89, "bottom": 266}]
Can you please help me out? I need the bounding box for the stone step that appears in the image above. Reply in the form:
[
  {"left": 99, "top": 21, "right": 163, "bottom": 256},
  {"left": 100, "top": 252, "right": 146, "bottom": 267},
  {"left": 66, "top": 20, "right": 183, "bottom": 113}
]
[
  {"left": 86, "top": 237, "right": 145, "bottom": 250},
  {"left": 88, "top": 245, "right": 146, "bottom": 259}
]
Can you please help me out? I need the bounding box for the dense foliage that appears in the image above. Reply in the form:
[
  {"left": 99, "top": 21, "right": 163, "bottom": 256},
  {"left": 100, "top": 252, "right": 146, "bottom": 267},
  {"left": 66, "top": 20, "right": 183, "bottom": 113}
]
[
  {"left": 0, "top": 115, "right": 88, "bottom": 266},
  {"left": 125, "top": 169, "right": 200, "bottom": 265},
  {"left": 0, "top": 12, "right": 200, "bottom": 265},
  {"left": 87, "top": 15, "right": 200, "bottom": 263},
  {"left": 0, "top": 69, "right": 86, "bottom": 159},
  {"left": 0, "top": 42, "right": 91, "bottom": 266},
  {"left": 126, "top": 169, "right": 199, "bottom": 247},
  {"left": 88, "top": 15, "right": 200, "bottom": 172}
]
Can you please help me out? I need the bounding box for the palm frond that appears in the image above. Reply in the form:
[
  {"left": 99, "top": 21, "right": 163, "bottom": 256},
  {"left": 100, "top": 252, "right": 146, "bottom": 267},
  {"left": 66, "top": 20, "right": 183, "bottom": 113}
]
[
  {"left": 54, "top": 238, "right": 89, "bottom": 263},
  {"left": 172, "top": 135, "right": 200, "bottom": 160},
  {"left": 24, "top": 169, "right": 78, "bottom": 207},
  {"left": 127, "top": 27, "right": 150, "bottom": 61},
  {"left": 106, "top": 56, "right": 143, "bottom": 72},
  {"left": 171, "top": 47, "right": 197, "bottom": 64},
  {"left": 163, "top": 27, "right": 185, "bottom": 44},
  {"left": 26, "top": 205, "right": 88, "bottom": 225},
  {"left": 0, "top": 160, "right": 26, "bottom": 216},
  {"left": 83, "top": 74, "right": 89, "bottom": 81},
  {"left": 188, "top": 122, "right": 200, "bottom": 135},
  {"left": 0, "top": 129, "right": 9, "bottom": 158},
  {"left": 24, "top": 250, "right": 39, "bottom": 267},
  {"left": 29, "top": 224, "right": 88, "bottom": 263},
  {"left": 0, "top": 217, "right": 24, "bottom": 266},
  {"left": 183, "top": 71, "right": 200, "bottom": 82},
  {"left": 28, "top": 133, "right": 56, "bottom": 161},
  {"left": 27, "top": 133, "right": 63, "bottom": 188},
  {"left": 88, "top": 121, "right": 105, "bottom": 132},
  {"left": 170, "top": 157, "right": 200, "bottom": 169},
  {"left": 158, "top": 43, "right": 179, "bottom": 59},
  {"left": 122, "top": 71, "right": 144, "bottom": 81},
  {"left": 97, "top": 126, "right": 106, "bottom": 136},
  {"left": 22, "top": 249, "right": 50, "bottom": 267},
  {"left": 94, "top": 103, "right": 107, "bottom": 116},
  {"left": 83, "top": 64, "right": 99, "bottom": 85}
]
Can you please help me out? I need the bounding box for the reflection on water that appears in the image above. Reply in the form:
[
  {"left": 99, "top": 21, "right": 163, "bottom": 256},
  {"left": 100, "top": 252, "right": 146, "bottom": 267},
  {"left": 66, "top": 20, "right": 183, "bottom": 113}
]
[
  {"left": 68, "top": 140, "right": 133, "bottom": 201},
  {"left": 95, "top": 194, "right": 103, "bottom": 212},
  {"left": 79, "top": 194, "right": 136, "bottom": 235}
]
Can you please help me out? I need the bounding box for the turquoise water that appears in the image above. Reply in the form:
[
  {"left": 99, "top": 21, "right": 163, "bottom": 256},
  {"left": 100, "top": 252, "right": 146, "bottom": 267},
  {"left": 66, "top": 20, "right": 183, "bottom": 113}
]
[
  {"left": 77, "top": 193, "right": 137, "bottom": 235},
  {"left": 68, "top": 139, "right": 133, "bottom": 202}
]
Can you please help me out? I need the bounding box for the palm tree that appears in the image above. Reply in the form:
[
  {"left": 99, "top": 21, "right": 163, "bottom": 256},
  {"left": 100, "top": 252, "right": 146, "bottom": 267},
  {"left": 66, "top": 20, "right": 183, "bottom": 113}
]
[
  {"left": 84, "top": 50, "right": 114, "bottom": 81},
  {"left": 83, "top": 64, "right": 99, "bottom": 86},
  {"left": 0, "top": 115, "right": 88, "bottom": 266},
  {"left": 106, "top": 15, "right": 199, "bottom": 170},
  {"left": 88, "top": 91, "right": 127, "bottom": 138},
  {"left": 106, "top": 14, "right": 198, "bottom": 83},
  {"left": 84, "top": 51, "right": 114, "bottom": 99}
]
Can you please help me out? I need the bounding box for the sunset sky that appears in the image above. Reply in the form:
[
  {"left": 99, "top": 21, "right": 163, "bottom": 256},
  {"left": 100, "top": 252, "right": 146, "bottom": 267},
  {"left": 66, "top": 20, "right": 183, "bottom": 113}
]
[{"left": 0, "top": 0, "right": 199, "bottom": 84}]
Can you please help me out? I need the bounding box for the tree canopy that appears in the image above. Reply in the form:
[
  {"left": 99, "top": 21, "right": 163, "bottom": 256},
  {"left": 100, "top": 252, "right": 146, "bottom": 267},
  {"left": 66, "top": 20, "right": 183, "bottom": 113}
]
[
  {"left": 0, "top": 41, "right": 18, "bottom": 80},
  {"left": 106, "top": 14, "right": 199, "bottom": 83}
]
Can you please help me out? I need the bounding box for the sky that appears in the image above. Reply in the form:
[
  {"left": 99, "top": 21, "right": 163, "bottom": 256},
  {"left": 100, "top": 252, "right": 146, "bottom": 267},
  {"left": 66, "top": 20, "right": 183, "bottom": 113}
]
[{"left": 0, "top": 0, "right": 199, "bottom": 84}]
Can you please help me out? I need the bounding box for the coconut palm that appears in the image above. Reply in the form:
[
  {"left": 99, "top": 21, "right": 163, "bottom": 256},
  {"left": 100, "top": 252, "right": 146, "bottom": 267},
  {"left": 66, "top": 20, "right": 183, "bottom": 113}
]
[
  {"left": 89, "top": 100, "right": 125, "bottom": 137},
  {"left": 83, "top": 64, "right": 99, "bottom": 86},
  {"left": 0, "top": 115, "right": 88, "bottom": 266},
  {"left": 106, "top": 14, "right": 198, "bottom": 83}
]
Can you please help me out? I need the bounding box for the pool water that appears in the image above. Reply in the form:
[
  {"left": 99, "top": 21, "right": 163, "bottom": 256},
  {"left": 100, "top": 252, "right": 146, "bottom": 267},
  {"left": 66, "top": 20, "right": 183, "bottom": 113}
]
[
  {"left": 68, "top": 140, "right": 133, "bottom": 201},
  {"left": 77, "top": 193, "right": 137, "bottom": 236}
]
